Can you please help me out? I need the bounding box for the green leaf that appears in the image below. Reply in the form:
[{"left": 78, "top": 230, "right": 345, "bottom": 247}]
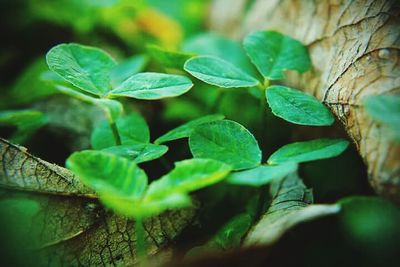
[
  {"left": 338, "top": 197, "right": 400, "bottom": 248},
  {"left": 364, "top": 95, "right": 400, "bottom": 141},
  {"left": 0, "top": 110, "right": 48, "bottom": 143},
  {"left": 243, "top": 30, "right": 311, "bottom": 80},
  {"left": 91, "top": 113, "right": 150, "bottom": 149},
  {"left": 145, "top": 158, "right": 232, "bottom": 200},
  {"left": 189, "top": 120, "right": 261, "bottom": 170},
  {"left": 184, "top": 56, "right": 260, "bottom": 88},
  {"left": 109, "top": 72, "right": 193, "bottom": 100},
  {"left": 226, "top": 162, "right": 298, "bottom": 187},
  {"left": 155, "top": 114, "right": 225, "bottom": 144},
  {"left": 66, "top": 150, "right": 148, "bottom": 217},
  {"left": 102, "top": 144, "right": 168, "bottom": 164},
  {"left": 147, "top": 44, "right": 194, "bottom": 69},
  {"left": 182, "top": 32, "right": 258, "bottom": 77},
  {"left": 268, "top": 138, "right": 349, "bottom": 165},
  {"left": 110, "top": 54, "right": 149, "bottom": 87},
  {"left": 46, "top": 43, "right": 116, "bottom": 96},
  {"left": 266, "top": 85, "right": 334, "bottom": 126},
  {"left": 4, "top": 58, "right": 57, "bottom": 107}
]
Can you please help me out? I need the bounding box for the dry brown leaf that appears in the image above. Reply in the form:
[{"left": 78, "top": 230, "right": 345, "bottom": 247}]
[{"left": 0, "top": 138, "right": 196, "bottom": 266}]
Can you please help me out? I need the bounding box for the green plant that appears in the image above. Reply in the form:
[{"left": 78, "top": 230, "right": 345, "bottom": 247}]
[{"left": 40, "top": 30, "right": 349, "bottom": 262}]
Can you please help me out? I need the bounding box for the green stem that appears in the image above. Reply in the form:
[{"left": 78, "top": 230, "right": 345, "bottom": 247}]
[
  {"left": 256, "top": 83, "right": 269, "bottom": 221},
  {"left": 135, "top": 218, "right": 147, "bottom": 264},
  {"left": 110, "top": 121, "right": 122, "bottom": 146}
]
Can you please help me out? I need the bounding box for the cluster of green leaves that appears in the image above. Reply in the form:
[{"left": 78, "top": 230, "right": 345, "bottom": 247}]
[{"left": 39, "top": 30, "right": 350, "bottom": 258}]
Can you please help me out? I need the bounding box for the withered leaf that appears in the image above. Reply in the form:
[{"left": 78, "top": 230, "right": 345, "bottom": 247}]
[
  {"left": 0, "top": 138, "right": 196, "bottom": 266},
  {"left": 244, "top": 173, "right": 340, "bottom": 246}
]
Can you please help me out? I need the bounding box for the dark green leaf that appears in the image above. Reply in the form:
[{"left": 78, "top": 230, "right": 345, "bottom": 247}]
[
  {"left": 155, "top": 114, "right": 225, "bottom": 144},
  {"left": 226, "top": 162, "right": 298, "bottom": 186},
  {"left": 266, "top": 85, "right": 334, "bottom": 126},
  {"left": 243, "top": 30, "right": 311, "bottom": 80},
  {"left": 364, "top": 95, "right": 400, "bottom": 141},
  {"left": 189, "top": 120, "right": 261, "bottom": 170},
  {"left": 182, "top": 32, "right": 257, "bottom": 76},
  {"left": 102, "top": 144, "right": 168, "bottom": 163},
  {"left": 46, "top": 43, "right": 116, "bottom": 96},
  {"left": 145, "top": 158, "right": 231, "bottom": 200},
  {"left": 109, "top": 72, "right": 193, "bottom": 100},
  {"left": 184, "top": 56, "right": 260, "bottom": 88},
  {"left": 268, "top": 138, "right": 349, "bottom": 165},
  {"left": 147, "top": 44, "right": 194, "bottom": 69},
  {"left": 110, "top": 54, "right": 149, "bottom": 87},
  {"left": 211, "top": 213, "right": 252, "bottom": 249},
  {"left": 91, "top": 113, "right": 150, "bottom": 149},
  {"left": 66, "top": 150, "right": 148, "bottom": 217},
  {"left": 0, "top": 110, "right": 47, "bottom": 143}
]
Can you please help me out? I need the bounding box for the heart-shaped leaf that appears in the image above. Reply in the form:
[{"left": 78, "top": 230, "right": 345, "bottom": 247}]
[
  {"left": 102, "top": 144, "right": 168, "bottom": 164},
  {"left": 91, "top": 113, "right": 150, "bottom": 149},
  {"left": 266, "top": 85, "right": 334, "bottom": 126},
  {"left": 110, "top": 72, "right": 193, "bottom": 100},
  {"left": 268, "top": 138, "right": 349, "bottom": 165},
  {"left": 243, "top": 30, "right": 311, "bottom": 80},
  {"left": 46, "top": 43, "right": 116, "bottom": 96},
  {"left": 145, "top": 158, "right": 231, "bottom": 200},
  {"left": 189, "top": 120, "right": 262, "bottom": 170},
  {"left": 155, "top": 114, "right": 225, "bottom": 144},
  {"left": 184, "top": 56, "right": 260, "bottom": 88},
  {"left": 226, "top": 162, "right": 298, "bottom": 186}
]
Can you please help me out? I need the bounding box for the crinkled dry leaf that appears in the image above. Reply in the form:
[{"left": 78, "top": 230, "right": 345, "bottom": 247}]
[
  {"left": 244, "top": 173, "right": 340, "bottom": 246},
  {"left": 0, "top": 138, "right": 197, "bottom": 266}
]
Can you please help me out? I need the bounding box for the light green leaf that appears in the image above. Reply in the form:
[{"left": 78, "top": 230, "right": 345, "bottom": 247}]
[
  {"left": 109, "top": 72, "right": 193, "bottom": 100},
  {"left": 66, "top": 150, "right": 148, "bottom": 213},
  {"left": 110, "top": 54, "right": 149, "bottom": 87},
  {"left": 266, "top": 85, "right": 334, "bottom": 126},
  {"left": 364, "top": 95, "right": 400, "bottom": 141},
  {"left": 243, "top": 30, "right": 311, "bottom": 80},
  {"left": 268, "top": 138, "right": 349, "bottom": 165},
  {"left": 184, "top": 56, "right": 260, "bottom": 88},
  {"left": 226, "top": 162, "right": 298, "bottom": 187},
  {"left": 189, "top": 120, "right": 262, "bottom": 170},
  {"left": 46, "top": 43, "right": 116, "bottom": 96},
  {"left": 0, "top": 110, "right": 48, "bottom": 143},
  {"left": 155, "top": 114, "right": 225, "bottom": 144},
  {"left": 145, "top": 158, "right": 232, "bottom": 200},
  {"left": 102, "top": 144, "right": 168, "bottom": 164},
  {"left": 91, "top": 113, "right": 150, "bottom": 149},
  {"left": 147, "top": 44, "right": 194, "bottom": 69}
]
